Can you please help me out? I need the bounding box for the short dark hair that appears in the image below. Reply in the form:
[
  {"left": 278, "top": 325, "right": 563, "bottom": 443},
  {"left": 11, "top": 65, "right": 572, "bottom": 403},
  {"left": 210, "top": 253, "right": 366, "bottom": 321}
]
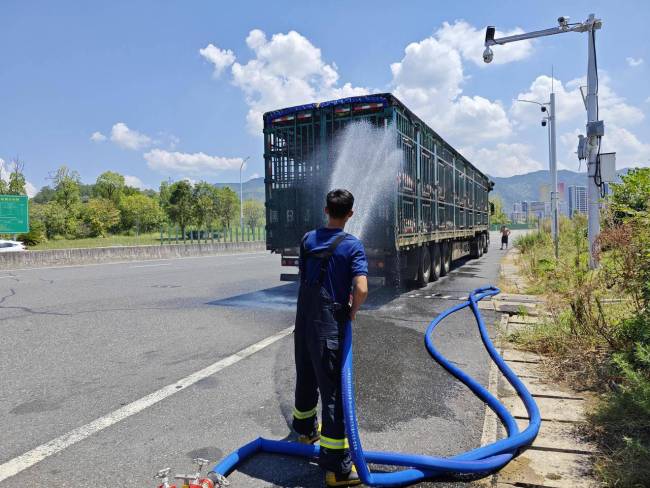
[{"left": 326, "top": 189, "right": 354, "bottom": 218}]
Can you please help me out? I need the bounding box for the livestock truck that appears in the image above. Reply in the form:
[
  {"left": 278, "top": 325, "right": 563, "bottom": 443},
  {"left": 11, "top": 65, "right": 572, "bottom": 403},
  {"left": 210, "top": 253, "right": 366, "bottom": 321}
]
[{"left": 263, "top": 93, "right": 493, "bottom": 287}]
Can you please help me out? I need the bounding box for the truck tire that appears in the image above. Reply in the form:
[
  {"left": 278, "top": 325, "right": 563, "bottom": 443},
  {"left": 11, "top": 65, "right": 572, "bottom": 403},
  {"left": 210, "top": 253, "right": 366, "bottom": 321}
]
[
  {"left": 416, "top": 246, "right": 431, "bottom": 288},
  {"left": 470, "top": 237, "right": 481, "bottom": 259},
  {"left": 440, "top": 242, "right": 451, "bottom": 276},
  {"left": 430, "top": 243, "right": 441, "bottom": 282},
  {"left": 482, "top": 234, "right": 489, "bottom": 254}
]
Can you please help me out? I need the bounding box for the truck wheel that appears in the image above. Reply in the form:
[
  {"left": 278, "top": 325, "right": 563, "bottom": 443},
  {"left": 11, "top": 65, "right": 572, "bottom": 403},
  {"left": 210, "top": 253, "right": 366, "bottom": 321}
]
[
  {"left": 430, "top": 244, "right": 441, "bottom": 282},
  {"left": 416, "top": 246, "right": 431, "bottom": 288},
  {"left": 470, "top": 237, "right": 480, "bottom": 259},
  {"left": 440, "top": 242, "right": 451, "bottom": 276},
  {"left": 482, "top": 234, "right": 489, "bottom": 254}
]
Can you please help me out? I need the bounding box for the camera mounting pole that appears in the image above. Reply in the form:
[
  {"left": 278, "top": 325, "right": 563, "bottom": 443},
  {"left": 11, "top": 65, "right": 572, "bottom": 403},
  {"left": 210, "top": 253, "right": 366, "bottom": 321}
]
[{"left": 484, "top": 14, "right": 603, "bottom": 268}]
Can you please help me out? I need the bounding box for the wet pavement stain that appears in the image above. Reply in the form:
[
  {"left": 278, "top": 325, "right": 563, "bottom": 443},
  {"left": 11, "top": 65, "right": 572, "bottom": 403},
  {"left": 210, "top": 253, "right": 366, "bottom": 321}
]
[
  {"left": 354, "top": 316, "right": 459, "bottom": 432},
  {"left": 186, "top": 446, "right": 223, "bottom": 460},
  {"left": 10, "top": 398, "right": 61, "bottom": 415}
]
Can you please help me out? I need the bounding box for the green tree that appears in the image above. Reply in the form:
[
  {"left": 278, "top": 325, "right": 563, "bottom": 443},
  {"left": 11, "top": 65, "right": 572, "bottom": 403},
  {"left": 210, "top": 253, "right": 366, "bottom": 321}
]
[
  {"left": 217, "top": 187, "right": 239, "bottom": 229},
  {"left": 7, "top": 158, "right": 26, "bottom": 195},
  {"left": 32, "top": 186, "right": 56, "bottom": 203},
  {"left": 159, "top": 180, "right": 172, "bottom": 216},
  {"left": 0, "top": 162, "right": 7, "bottom": 194},
  {"left": 51, "top": 166, "right": 81, "bottom": 212},
  {"left": 610, "top": 168, "right": 650, "bottom": 217},
  {"left": 94, "top": 171, "right": 125, "bottom": 204},
  {"left": 166, "top": 180, "right": 195, "bottom": 239},
  {"left": 82, "top": 198, "right": 121, "bottom": 237},
  {"left": 489, "top": 195, "right": 509, "bottom": 226},
  {"left": 193, "top": 182, "right": 220, "bottom": 231},
  {"left": 41, "top": 202, "right": 68, "bottom": 239},
  {"left": 243, "top": 199, "right": 264, "bottom": 233},
  {"left": 119, "top": 194, "right": 164, "bottom": 233}
]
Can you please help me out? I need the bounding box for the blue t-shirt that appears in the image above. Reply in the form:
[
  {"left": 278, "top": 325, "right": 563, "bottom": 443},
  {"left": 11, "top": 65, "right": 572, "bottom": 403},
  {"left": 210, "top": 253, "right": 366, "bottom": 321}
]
[{"left": 301, "top": 228, "right": 368, "bottom": 305}]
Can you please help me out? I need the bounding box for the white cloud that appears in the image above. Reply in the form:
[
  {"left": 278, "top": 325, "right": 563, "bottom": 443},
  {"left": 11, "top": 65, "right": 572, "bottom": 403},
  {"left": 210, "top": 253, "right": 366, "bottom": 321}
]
[
  {"left": 461, "top": 143, "right": 545, "bottom": 177},
  {"left": 250, "top": 172, "right": 260, "bottom": 179},
  {"left": 124, "top": 175, "right": 148, "bottom": 189},
  {"left": 90, "top": 131, "right": 107, "bottom": 142},
  {"left": 144, "top": 149, "right": 243, "bottom": 174},
  {"left": 199, "top": 44, "right": 236, "bottom": 77},
  {"left": 390, "top": 30, "right": 513, "bottom": 146},
  {"left": 601, "top": 125, "right": 650, "bottom": 168},
  {"left": 210, "top": 29, "right": 368, "bottom": 133},
  {"left": 25, "top": 181, "right": 37, "bottom": 197},
  {"left": 435, "top": 21, "right": 533, "bottom": 67},
  {"left": 626, "top": 57, "right": 644, "bottom": 67},
  {"left": 512, "top": 74, "right": 644, "bottom": 127},
  {"left": 203, "top": 23, "right": 648, "bottom": 178},
  {"left": 110, "top": 122, "right": 152, "bottom": 150}
]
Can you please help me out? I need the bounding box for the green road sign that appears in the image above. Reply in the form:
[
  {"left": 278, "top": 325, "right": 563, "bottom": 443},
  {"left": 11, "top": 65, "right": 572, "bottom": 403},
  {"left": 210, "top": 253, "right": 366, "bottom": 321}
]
[{"left": 0, "top": 195, "right": 29, "bottom": 234}]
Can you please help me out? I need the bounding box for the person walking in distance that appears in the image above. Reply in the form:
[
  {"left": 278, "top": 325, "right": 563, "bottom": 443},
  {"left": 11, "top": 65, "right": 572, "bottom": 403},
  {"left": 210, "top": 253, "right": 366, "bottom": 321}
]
[
  {"left": 292, "top": 189, "right": 369, "bottom": 487},
  {"left": 500, "top": 225, "right": 511, "bottom": 250}
]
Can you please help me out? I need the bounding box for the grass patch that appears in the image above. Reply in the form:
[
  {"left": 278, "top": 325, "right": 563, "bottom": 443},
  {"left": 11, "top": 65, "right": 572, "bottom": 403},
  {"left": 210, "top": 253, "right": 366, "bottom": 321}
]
[
  {"left": 30, "top": 233, "right": 164, "bottom": 250},
  {"left": 512, "top": 208, "right": 650, "bottom": 487}
]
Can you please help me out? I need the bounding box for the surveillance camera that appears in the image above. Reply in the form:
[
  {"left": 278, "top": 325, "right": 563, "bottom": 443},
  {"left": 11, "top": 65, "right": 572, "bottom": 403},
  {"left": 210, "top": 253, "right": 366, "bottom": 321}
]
[
  {"left": 483, "top": 46, "right": 494, "bottom": 64},
  {"left": 558, "top": 16, "right": 570, "bottom": 28},
  {"left": 541, "top": 106, "right": 547, "bottom": 112},
  {"left": 541, "top": 120, "right": 547, "bottom": 127}
]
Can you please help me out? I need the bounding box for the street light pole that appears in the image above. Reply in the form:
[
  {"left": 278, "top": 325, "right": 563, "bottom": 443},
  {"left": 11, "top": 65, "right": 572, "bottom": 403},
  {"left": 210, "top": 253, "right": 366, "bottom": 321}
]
[
  {"left": 485, "top": 14, "right": 603, "bottom": 267},
  {"left": 549, "top": 92, "right": 559, "bottom": 259},
  {"left": 240, "top": 156, "right": 250, "bottom": 239},
  {"left": 515, "top": 97, "right": 558, "bottom": 258}
]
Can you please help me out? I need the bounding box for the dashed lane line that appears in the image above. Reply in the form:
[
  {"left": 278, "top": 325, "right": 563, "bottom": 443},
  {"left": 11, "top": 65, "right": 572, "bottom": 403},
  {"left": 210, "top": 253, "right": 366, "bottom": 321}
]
[{"left": 0, "top": 325, "right": 294, "bottom": 483}]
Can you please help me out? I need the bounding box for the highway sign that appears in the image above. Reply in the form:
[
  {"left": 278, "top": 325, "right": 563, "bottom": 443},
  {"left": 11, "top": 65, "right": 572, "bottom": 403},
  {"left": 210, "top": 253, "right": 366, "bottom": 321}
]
[{"left": 0, "top": 194, "right": 29, "bottom": 234}]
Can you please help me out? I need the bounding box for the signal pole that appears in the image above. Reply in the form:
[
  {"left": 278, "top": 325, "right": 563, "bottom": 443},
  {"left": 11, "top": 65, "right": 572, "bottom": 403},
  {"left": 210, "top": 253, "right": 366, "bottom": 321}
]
[{"left": 484, "top": 14, "right": 603, "bottom": 268}]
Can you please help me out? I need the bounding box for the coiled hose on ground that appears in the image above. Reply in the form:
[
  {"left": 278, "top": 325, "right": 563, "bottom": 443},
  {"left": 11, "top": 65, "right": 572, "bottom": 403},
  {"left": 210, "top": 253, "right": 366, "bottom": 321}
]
[{"left": 209, "top": 285, "right": 540, "bottom": 487}]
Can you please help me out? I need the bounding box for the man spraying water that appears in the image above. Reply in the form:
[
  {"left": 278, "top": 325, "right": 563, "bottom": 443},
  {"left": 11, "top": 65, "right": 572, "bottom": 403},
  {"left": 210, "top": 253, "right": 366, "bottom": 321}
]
[{"left": 292, "top": 189, "right": 369, "bottom": 487}]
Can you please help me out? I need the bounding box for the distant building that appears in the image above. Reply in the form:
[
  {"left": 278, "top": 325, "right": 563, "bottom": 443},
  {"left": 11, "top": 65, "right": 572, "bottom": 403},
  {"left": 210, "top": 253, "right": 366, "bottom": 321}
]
[
  {"left": 528, "top": 201, "right": 546, "bottom": 220},
  {"left": 568, "top": 185, "right": 587, "bottom": 216}
]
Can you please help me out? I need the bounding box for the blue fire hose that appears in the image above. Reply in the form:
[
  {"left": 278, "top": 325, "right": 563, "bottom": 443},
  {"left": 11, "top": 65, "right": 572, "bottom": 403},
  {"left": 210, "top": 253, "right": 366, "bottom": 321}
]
[{"left": 209, "top": 285, "right": 540, "bottom": 486}]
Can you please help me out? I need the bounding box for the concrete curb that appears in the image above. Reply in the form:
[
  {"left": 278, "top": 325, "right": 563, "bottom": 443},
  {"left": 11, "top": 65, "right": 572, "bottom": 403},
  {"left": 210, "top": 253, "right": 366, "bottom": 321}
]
[
  {"left": 479, "top": 247, "right": 600, "bottom": 487},
  {"left": 0, "top": 241, "right": 266, "bottom": 270}
]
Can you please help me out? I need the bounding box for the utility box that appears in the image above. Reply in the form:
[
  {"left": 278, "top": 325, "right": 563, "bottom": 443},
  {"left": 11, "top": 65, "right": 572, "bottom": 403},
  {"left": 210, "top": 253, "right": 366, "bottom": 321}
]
[{"left": 599, "top": 152, "right": 617, "bottom": 182}]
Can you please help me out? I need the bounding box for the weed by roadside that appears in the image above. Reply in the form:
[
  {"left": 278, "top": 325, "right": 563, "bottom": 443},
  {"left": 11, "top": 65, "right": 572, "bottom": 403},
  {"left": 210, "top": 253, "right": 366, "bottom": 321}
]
[{"left": 510, "top": 168, "right": 650, "bottom": 487}]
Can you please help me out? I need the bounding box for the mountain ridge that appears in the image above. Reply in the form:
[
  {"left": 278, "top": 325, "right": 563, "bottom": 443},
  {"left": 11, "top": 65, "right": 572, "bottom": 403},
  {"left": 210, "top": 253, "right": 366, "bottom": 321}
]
[{"left": 222, "top": 169, "right": 631, "bottom": 213}]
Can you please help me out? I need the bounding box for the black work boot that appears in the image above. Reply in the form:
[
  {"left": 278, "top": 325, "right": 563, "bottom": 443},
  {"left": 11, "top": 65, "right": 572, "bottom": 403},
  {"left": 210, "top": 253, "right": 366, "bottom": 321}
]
[
  {"left": 325, "top": 466, "right": 362, "bottom": 487},
  {"left": 297, "top": 423, "right": 321, "bottom": 445}
]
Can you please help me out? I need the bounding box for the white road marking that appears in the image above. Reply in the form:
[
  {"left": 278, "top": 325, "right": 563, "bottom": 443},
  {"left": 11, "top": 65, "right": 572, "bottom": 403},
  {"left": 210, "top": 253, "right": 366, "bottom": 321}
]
[
  {"left": 0, "top": 275, "right": 16, "bottom": 279},
  {"left": 0, "top": 325, "right": 294, "bottom": 483},
  {"left": 130, "top": 263, "right": 172, "bottom": 268}
]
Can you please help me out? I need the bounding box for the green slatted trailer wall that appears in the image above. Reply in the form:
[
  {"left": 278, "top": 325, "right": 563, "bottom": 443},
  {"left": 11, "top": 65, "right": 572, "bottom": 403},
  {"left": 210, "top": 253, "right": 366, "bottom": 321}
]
[{"left": 263, "top": 93, "right": 491, "bottom": 255}]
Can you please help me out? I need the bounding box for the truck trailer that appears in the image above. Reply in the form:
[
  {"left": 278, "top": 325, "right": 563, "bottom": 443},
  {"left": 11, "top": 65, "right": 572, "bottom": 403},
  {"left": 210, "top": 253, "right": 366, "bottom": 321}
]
[{"left": 263, "top": 93, "right": 493, "bottom": 287}]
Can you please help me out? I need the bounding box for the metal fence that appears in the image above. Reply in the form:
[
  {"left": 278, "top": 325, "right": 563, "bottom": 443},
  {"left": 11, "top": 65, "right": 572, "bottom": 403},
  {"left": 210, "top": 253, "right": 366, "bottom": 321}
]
[{"left": 159, "top": 226, "right": 266, "bottom": 245}]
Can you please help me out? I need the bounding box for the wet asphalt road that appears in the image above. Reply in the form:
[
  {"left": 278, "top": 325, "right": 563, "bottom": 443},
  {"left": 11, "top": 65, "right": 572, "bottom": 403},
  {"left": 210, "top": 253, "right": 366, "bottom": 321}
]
[{"left": 0, "top": 232, "right": 516, "bottom": 487}]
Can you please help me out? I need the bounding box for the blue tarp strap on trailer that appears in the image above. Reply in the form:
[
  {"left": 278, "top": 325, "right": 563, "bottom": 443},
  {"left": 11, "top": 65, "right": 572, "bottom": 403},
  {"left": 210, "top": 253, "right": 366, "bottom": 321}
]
[{"left": 264, "top": 95, "right": 389, "bottom": 122}]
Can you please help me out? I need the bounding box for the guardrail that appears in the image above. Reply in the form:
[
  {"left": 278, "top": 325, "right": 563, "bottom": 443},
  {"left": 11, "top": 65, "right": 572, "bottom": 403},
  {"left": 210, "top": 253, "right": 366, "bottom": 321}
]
[{"left": 0, "top": 241, "right": 265, "bottom": 270}]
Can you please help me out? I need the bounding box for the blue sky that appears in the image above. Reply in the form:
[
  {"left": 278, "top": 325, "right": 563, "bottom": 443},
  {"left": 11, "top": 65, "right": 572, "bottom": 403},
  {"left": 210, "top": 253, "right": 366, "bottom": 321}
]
[{"left": 1, "top": 0, "right": 648, "bottom": 194}]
